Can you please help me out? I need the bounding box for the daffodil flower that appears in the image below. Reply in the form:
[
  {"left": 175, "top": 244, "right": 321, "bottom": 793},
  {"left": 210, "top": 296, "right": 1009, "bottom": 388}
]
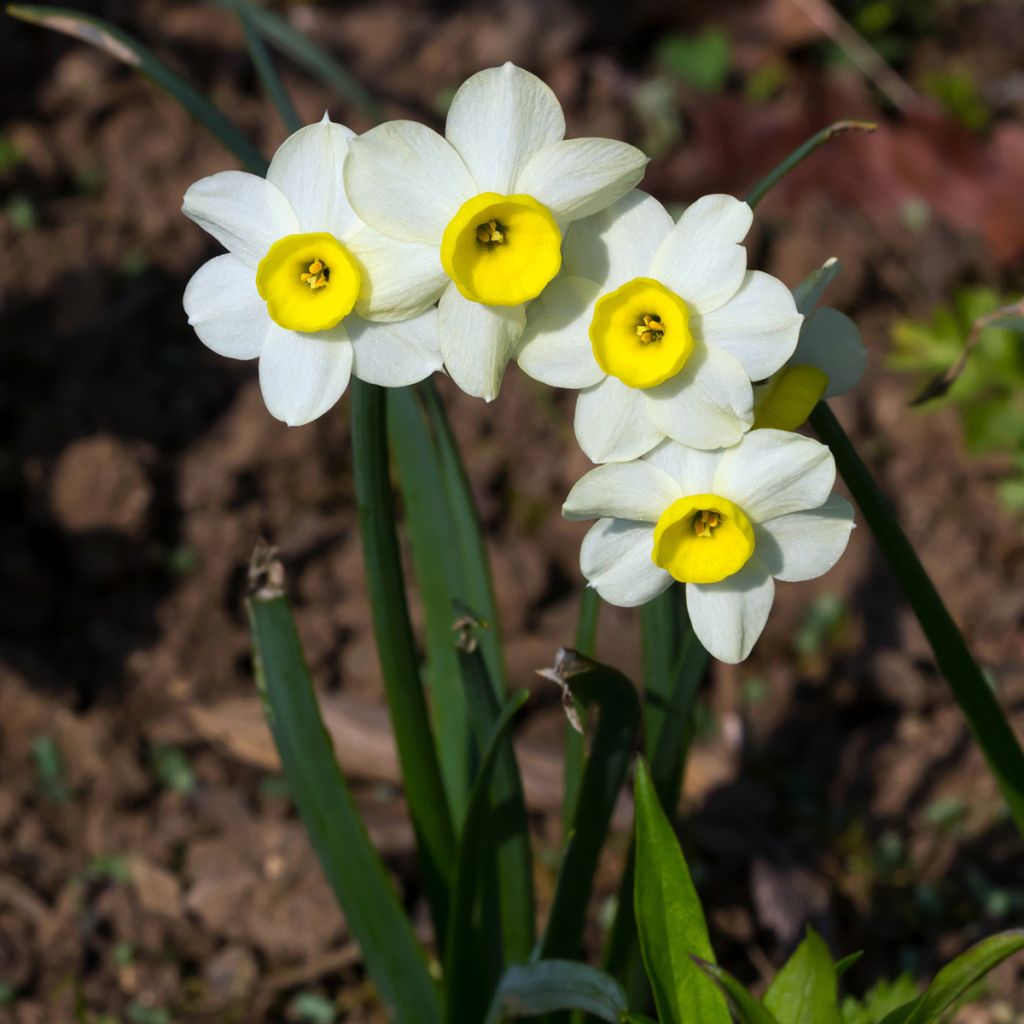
[
  {"left": 517, "top": 190, "right": 804, "bottom": 461},
  {"left": 753, "top": 258, "right": 867, "bottom": 430},
  {"left": 343, "top": 63, "right": 649, "bottom": 401},
  {"left": 563, "top": 429, "right": 855, "bottom": 663},
  {"left": 182, "top": 116, "right": 442, "bottom": 426}
]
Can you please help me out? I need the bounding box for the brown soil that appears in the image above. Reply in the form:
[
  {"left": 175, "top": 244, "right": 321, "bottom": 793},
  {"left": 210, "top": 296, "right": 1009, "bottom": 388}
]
[{"left": 2, "top": 1, "right": 1023, "bottom": 1021}]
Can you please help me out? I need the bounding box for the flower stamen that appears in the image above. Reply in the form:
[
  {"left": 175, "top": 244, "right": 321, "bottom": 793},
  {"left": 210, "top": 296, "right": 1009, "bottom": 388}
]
[
  {"left": 635, "top": 313, "right": 665, "bottom": 345},
  {"left": 300, "top": 258, "right": 330, "bottom": 290},
  {"left": 693, "top": 509, "right": 721, "bottom": 537},
  {"left": 475, "top": 219, "right": 506, "bottom": 247}
]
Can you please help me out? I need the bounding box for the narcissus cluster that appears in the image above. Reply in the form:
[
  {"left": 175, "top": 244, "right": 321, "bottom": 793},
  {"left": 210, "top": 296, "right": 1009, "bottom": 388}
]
[{"left": 182, "top": 62, "right": 865, "bottom": 663}]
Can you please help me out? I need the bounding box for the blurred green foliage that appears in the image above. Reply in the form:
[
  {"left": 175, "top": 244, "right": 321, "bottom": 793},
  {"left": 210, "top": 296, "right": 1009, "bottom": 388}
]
[
  {"left": 656, "top": 26, "right": 731, "bottom": 93},
  {"left": 841, "top": 974, "right": 920, "bottom": 1024},
  {"left": 31, "top": 735, "right": 70, "bottom": 804},
  {"left": 889, "top": 287, "right": 1024, "bottom": 515},
  {"left": 921, "top": 68, "right": 991, "bottom": 131},
  {"left": 149, "top": 744, "right": 197, "bottom": 795}
]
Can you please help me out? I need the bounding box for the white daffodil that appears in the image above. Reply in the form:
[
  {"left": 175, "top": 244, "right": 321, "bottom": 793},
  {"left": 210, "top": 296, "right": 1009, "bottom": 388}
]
[
  {"left": 563, "top": 429, "right": 855, "bottom": 663},
  {"left": 753, "top": 257, "right": 867, "bottom": 430},
  {"left": 343, "top": 63, "right": 649, "bottom": 401},
  {"left": 517, "top": 190, "right": 804, "bottom": 462},
  {"left": 182, "top": 116, "right": 443, "bottom": 426}
]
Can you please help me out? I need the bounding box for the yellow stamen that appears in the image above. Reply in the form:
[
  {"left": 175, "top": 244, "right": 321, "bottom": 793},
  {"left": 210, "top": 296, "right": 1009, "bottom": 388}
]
[
  {"left": 635, "top": 314, "right": 665, "bottom": 345},
  {"left": 693, "top": 509, "right": 721, "bottom": 537},
  {"left": 476, "top": 220, "right": 505, "bottom": 245},
  {"left": 299, "top": 257, "right": 330, "bottom": 290}
]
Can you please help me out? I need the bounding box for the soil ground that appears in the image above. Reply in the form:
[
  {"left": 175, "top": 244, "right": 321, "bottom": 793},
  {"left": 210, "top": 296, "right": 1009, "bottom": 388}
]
[{"left": 2, "top": 1, "right": 1024, "bottom": 1021}]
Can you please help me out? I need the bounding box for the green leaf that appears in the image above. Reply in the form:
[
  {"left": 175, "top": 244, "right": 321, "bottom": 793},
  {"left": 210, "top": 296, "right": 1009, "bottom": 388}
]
[
  {"left": 351, "top": 380, "right": 456, "bottom": 944},
  {"left": 763, "top": 928, "right": 841, "bottom": 1024},
  {"left": 695, "top": 959, "right": 782, "bottom": 1024},
  {"left": 212, "top": 0, "right": 383, "bottom": 123},
  {"left": 745, "top": 121, "right": 876, "bottom": 210},
  {"left": 563, "top": 586, "right": 601, "bottom": 832},
  {"left": 235, "top": 3, "right": 301, "bottom": 132},
  {"left": 7, "top": 4, "right": 266, "bottom": 174},
  {"left": 419, "top": 379, "right": 507, "bottom": 697},
  {"left": 388, "top": 386, "right": 473, "bottom": 820},
  {"left": 834, "top": 951, "right": 863, "bottom": 980},
  {"left": 483, "top": 961, "right": 628, "bottom": 1024},
  {"left": 458, "top": 637, "right": 535, "bottom": 963},
  {"left": 810, "top": 403, "right": 1024, "bottom": 835},
  {"left": 633, "top": 759, "right": 729, "bottom": 1024},
  {"left": 793, "top": 259, "right": 843, "bottom": 317},
  {"left": 879, "top": 929, "right": 1024, "bottom": 1024},
  {"left": 539, "top": 651, "right": 641, "bottom": 961},
  {"left": 656, "top": 27, "right": 731, "bottom": 93},
  {"left": 444, "top": 688, "right": 530, "bottom": 1024},
  {"left": 247, "top": 581, "right": 440, "bottom": 1024}
]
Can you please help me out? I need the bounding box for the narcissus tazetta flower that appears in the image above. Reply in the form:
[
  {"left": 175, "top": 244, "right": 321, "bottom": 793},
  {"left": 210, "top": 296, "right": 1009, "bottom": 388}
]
[
  {"left": 183, "top": 116, "right": 442, "bottom": 426},
  {"left": 563, "top": 429, "right": 855, "bottom": 663},
  {"left": 517, "top": 190, "right": 803, "bottom": 461},
  {"left": 753, "top": 258, "right": 867, "bottom": 430},
  {"left": 343, "top": 63, "right": 648, "bottom": 401}
]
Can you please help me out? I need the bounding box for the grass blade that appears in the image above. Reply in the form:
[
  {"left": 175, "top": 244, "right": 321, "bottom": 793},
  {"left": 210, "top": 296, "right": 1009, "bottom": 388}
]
[
  {"left": 213, "top": 0, "right": 383, "bottom": 123},
  {"left": 7, "top": 4, "right": 266, "bottom": 174},
  {"left": 389, "top": 386, "right": 473, "bottom": 819},
  {"left": 458, "top": 636, "right": 536, "bottom": 963},
  {"left": 634, "top": 758, "right": 729, "bottom": 1024},
  {"left": 444, "top": 688, "right": 530, "bottom": 1024},
  {"left": 695, "top": 960, "right": 782, "bottom": 1024},
  {"left": 744, "top": 120, "right": 876, "bottom": 209},
  {"left": 246, "top": 559, "right": 440, "bottom": 1024},
  {"left": 483, "top": 961, "right": 628, "bottom": 1024},
  {"left": 539, "top": 651, "right": 640, "bottom": 961},
  {"left": 810, "top": 402, "right": 1024, "bottom": 834},
  {"left": 352, "top": 380, "right": 456, "bottom": 944},
  {"left": 420, "top": 379, "right": 507, "bottom": 698},
  {"left": 237, "top": 4, "right": 301, "bottom": 132},
  {"left": 563, "top": 586, "right": 601, "bottom": 833}
]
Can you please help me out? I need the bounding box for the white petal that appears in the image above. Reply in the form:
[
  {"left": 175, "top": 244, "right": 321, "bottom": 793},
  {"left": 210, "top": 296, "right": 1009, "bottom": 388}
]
[
  {"left": 563, "top": 462, "right": 682, "bottom": 522},
  {"left": 514, "top": 138, "right": 649, "bottom": 225},
  {"left": 686, "top": 559, "right": 775, "bottom": 664},
  {"left": 267, "top": 119, "right": 358, "bottom": 237},
  {"left": 793, "top": 257, "right": 842, "bottom": 316},
  {"left": 644, "top": 343, "right": 754, "bottom": 450},
  {"left": 650, "top": 194, "right": 752, "bottom": 314},
  {"left": 791, "top": 308, "right": 866, "bottom": 398},
  {"left": 445, "top": 62, "right": 565, "bottom": 193},
  {"left": 348, "top": 310, "right": 442, "bottom": 387},
  {"left": 562, "top": 190, "right": 674, "bottom": 291},
  {"left": 713, "top": 429, "right": 835, "bottom": 522},
  {"left": 580, "top": 519, "right": 672, "bottom": 607},
  {"left": 643, "top": 440, "right": 723, "bottom": 496},
  {"left": 516, "top": 276, "right": 602, "bottom": 388},
  {"left": 574, "top": 376, "right": 663, "bottom": 463},
  {"left": 438, "top": 287, "right": 524, "bottom": 401},
  {"left": 346, "top": 225, "right": 447, "bottom": 322},
  {"left": 756, "top": 495, "right": 855, "bottom": 582},
  {"left": 699, "top": 271, "right": 803, "bottom": 381},
  {"left": 183, "top": 254, "right": 267, "bottom": 360},
  {"left": 258, "top": 324, "right": 353, "bottom": 426},
  {"left": 182, "top": 170, "right": 299, "bottom": 266},
  {"left": 344, "top": 121, "right": 475, "bottom": 243}
]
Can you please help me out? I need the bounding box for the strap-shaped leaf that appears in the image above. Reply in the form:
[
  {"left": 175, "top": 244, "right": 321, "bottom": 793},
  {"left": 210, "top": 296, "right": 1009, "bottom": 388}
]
[
  {"left": 538, "top": 652, "right": 640, "bottom": 961},
  {"left": 8, "top": 4, "right": 266, "bottom": 174},
  {"left": 762, "top": 928, "right": 841, "bottom": 1024},
  {"left": 352, "top": 380, "right": 456, "bottom": 944},
  {"left": 389, "top": 386, "right": 473, "bottom": 819},
  {"left": 878, "top": 929, "right": 1024, "bottom": 1024},
  {"left": 247, "top": 580, "right": 440, "bottom": 1024},
  {"left": 458, "top": 640, "right": 535, "bottom": 963},
  {"left": 694, "top": 959, "right": 782, "bottom": 1024},
  {"left": 444, "top": 688, "right": 530, "bottom": 1024},
  {"left": 483, "top": 961, "right": 628, "bottom": 1024},
  {"left": 563, "top": 586, "right": 601, "bottom": 832},
  {"left": 633, "top": 759, "right": 729, "bottom": 1024}
]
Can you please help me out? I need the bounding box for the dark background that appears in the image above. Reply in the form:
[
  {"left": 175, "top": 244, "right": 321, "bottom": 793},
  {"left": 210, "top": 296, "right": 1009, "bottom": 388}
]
[{"left": 1, "top": 1, "right": 1023, "bottom": 1020}]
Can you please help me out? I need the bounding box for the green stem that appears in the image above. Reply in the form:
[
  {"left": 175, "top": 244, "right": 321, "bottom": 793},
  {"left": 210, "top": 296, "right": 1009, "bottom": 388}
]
[
  {"left": 810, "top": 402, "right": 1024, "bottom": 833},
  {"left": 351, "top": 380, "right": 457, "bottom": 942},
  {"left": 563, "top": 587, "right": 601, "bottom": 833},
  {"left": 744, "top": 120, "right": 877, "bottom": 210},
  {"left": 238, "top": 5, "right": 302, "bottom": 132}
]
